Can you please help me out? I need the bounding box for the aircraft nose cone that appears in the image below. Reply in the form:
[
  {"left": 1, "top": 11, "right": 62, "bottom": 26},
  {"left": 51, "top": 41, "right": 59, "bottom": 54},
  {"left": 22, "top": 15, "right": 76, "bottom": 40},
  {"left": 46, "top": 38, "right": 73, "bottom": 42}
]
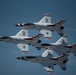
[
  {"left": 16, "top": 57, "right": 21, "bottom": 60},
  {"left": 15, "top": 24, "right": 23, "bottom": 27},
  {"left": 16, "top": 57, "right": 27, "bottom": 60},
  {"left": 15, "top": 24, "right": 19, "bottom": 27},
  {"left": 0, "top": 36, "right": 2, "bottom": 39}
]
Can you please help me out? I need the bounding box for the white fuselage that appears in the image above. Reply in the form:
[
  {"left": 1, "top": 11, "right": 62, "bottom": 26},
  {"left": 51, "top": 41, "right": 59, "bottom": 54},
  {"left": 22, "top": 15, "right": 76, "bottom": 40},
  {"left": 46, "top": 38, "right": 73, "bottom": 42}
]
[
  {"left": 0, "top": 36, "right": 38, "bottom": 45},
  {"left": 41, "top": 43, "right": 75, "bottom": 55},
  {"left": 20, "top": 56, "right": 65, "bottom": 65},
  {"left": 23, "top": 23, "right": 59, "bottom": 31}
]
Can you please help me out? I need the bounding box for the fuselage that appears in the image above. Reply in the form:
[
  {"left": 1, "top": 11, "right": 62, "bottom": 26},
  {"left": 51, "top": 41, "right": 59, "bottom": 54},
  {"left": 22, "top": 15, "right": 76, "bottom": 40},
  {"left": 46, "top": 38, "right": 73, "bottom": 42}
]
[
  {"left": 41, "top": 43, "right": 75, "bottom": 54},
  {"left": 17, "top": 55, "right": 66, "bottom": 65},
  {"left": 0, "top": 36, "right": 38, "bottom": 45},
  {"left": 24, "top": 24, "right": 59, "bottom": 31},
  {"left": 16, "top": 22, "right": 64, "bottom": 31}
]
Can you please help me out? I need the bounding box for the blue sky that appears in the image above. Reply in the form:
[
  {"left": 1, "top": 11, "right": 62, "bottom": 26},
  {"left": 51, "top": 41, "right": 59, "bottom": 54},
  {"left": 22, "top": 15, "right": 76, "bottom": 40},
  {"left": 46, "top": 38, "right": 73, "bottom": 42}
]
[{"left": 0, "top": 0, "right": 76, "bottom": 75}]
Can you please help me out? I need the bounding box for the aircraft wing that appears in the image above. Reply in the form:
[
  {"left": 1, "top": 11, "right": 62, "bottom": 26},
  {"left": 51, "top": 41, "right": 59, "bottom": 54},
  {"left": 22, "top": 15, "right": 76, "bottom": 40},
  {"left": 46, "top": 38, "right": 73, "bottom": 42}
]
[
  {"left": 58, "top": 63, "right": 66, "bottom": 71},
  {"left": 40, "top": 30, "right": 52, "bottom": 40},
  {"left": 17, "top": 43, "right": 29, "bottom": 54},
  {"left": 41, "top": 62, "right": 54, "bottom": 74}
]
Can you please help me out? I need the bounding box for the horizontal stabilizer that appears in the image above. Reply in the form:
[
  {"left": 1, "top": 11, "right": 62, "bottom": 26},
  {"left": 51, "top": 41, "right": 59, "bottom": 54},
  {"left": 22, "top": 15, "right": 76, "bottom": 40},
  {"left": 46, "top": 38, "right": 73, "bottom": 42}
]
[
  {"left": 55, "top": 20, "right": 66, "bottom": 36},
  {"left": 57, "top": 54, "right": 68, "bottom": 71},
  {"left": 58, "top": 63, "right": 66, "bottom": 71},
  {"left": 55, "top": 20, "right": 66, "bottom": 26}
]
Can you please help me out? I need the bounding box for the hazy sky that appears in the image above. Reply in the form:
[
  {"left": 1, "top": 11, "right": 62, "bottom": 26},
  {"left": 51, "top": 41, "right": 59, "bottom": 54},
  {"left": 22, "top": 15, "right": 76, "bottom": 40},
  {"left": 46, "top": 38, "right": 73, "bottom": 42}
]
[{"left": 0, "top": 0, "right": 76, "bottom": 75}]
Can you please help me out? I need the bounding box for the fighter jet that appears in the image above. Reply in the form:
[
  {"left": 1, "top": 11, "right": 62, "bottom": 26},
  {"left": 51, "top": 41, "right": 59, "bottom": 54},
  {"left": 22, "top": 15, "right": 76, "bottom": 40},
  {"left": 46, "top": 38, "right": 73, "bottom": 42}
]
[
  {"left": 15, "top": 13, "right": 66, "bottom": 39},
  {"left": 0, "top": 29, "right": 43, "bottom": 53},
  {"left": 16, "top": 50, "right": 68, "bottom": 73},
  {"left": 41, "top": 34, "right": 76, "bottom": 56}
]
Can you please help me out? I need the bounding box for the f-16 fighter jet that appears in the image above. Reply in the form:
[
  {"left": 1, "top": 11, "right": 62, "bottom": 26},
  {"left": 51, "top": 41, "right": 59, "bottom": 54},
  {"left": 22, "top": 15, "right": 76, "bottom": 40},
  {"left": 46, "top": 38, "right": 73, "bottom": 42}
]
[
  {"left": 17, "top": 50, "right": 68, "bottom": 73},
  {"left": 41, "top": 35, "right": 76, "bottom": 56},
  {"left": 15, "top": 13, "right": 66, "bottom": 39},
  {"left": 0, "top": 29, "right": 43, "bottom": 53}
]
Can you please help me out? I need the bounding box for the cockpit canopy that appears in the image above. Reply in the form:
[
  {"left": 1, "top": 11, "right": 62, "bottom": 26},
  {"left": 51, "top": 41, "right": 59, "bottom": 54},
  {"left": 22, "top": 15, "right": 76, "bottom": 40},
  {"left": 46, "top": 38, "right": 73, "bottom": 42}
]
[
  {"left": 26, "top": 56, "right": 37, "bottom": 59},
  {"left": 0, "top": 36, "right": 11, "bottom": 39},
  {"left": 24, "top": 23, "right": 34, "bottom": 25},
  {"left": 41, "top": 43, "right": 51, "bottom": 46}
]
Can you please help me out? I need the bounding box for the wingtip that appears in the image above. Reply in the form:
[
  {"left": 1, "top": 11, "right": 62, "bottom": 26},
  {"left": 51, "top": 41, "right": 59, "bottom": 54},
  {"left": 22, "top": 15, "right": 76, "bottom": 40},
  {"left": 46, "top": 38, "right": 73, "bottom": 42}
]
[
  {"left": 46, "top": 37, "right": 52, "bottom": 40},
  {"left": 22, "top": 51, "right": 29, "bottom": 54},
  {"left": 48, "top": 71, "right": 54, "bottom": 74}
]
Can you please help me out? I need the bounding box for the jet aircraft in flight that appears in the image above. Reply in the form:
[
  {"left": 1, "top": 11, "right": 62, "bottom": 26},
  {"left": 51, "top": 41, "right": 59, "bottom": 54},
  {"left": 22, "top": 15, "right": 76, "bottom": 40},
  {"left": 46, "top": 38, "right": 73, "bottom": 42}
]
[
  {"left": 41, "top": 35, "right": 76, "bottom": 56},
  {"left": 0, "top": 29, "right": 43, "bottom": 53},
  {"left": 17, "top": 50, "right": 68, "bottom": 73},
  {"left": 15, "top": 13, "right": 66, "bottom": 39}
]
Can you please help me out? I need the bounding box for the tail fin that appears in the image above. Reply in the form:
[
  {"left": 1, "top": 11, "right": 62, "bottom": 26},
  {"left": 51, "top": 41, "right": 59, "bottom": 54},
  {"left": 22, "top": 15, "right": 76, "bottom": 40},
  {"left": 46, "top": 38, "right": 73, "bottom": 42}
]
[
  {"left": 55, "top": 34, "right": 68, "bottom": 45},
  {"left": 39, "top": 13, "right": 51, "bottom": 24},
  {"left": 32, "top": 34, "right": 43, "bottom": 40},
  {"left": 42, "top": 50, "right": 53, "bottom": 57},
  {"left": 15, "top": 29, "right": 28, "bottom": 37}
]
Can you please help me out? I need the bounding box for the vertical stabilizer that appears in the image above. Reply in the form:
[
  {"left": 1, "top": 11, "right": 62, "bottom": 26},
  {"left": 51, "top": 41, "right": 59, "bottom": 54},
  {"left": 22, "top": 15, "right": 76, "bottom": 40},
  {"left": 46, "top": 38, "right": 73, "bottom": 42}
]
[
  {"left": 15, "top": 29, "right": 28, "bottom": 37},
  {"left": 39, "top": 13, "right": 51, "bottom": 24}
]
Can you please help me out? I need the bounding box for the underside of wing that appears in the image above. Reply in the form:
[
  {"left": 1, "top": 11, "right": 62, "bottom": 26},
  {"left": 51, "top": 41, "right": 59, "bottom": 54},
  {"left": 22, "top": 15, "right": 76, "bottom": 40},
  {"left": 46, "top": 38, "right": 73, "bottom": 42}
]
[
  {"left": 17, "top": 43, "right": 29, "bottom": 54},
  {"left": 40, "top": 60, "right": 54, "bottom": 74},
  {"left": 40, "top": 30, "right": 52, "bottom": 40}
]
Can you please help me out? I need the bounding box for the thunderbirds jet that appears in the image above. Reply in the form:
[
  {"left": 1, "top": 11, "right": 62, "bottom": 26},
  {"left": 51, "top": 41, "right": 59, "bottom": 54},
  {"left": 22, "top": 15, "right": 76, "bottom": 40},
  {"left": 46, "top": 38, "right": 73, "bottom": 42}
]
[
  {"left": 15, "top": 13, "right": 66, "bottom": 39},
  {"left": 41, "top": 35, "right": 76, "bottom": 56},
  {"left": 0, "top": 29, "right": 43, "bottom": 53},
  {"left": 17, "top": 50, "right": 68, "bottom": 73}
]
